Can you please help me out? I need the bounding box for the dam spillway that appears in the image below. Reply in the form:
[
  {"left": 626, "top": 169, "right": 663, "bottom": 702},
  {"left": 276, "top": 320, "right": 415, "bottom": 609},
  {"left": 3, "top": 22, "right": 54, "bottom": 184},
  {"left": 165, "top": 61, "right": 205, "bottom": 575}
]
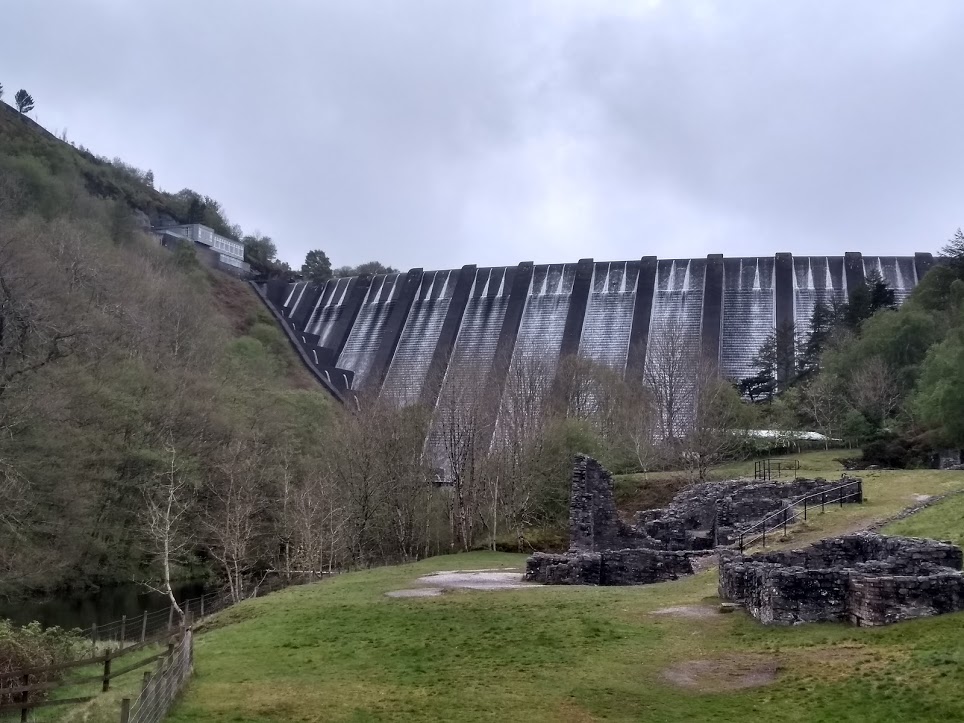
[{"left": 255, "top": 252, "right": 934, "bottom": 404}]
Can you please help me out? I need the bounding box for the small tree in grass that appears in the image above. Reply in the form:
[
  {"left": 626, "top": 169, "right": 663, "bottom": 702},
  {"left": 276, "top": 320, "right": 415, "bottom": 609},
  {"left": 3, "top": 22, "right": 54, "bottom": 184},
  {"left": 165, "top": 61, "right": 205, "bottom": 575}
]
[{"left": 15, "top": 89, "right": 34, "bottom": 115}]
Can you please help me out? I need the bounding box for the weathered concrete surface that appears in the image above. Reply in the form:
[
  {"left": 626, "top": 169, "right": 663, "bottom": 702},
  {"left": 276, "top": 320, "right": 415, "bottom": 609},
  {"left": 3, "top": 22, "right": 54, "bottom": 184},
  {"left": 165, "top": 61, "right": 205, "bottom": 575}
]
[
  {"left": 719, "top": 533, "right": 964, "bottom": 626},
  {"left": 385, "top": 588, "right": 443, "bottom": 598},
  {"left": 416, "top": 570, "right": 539, "bottom": 590}
]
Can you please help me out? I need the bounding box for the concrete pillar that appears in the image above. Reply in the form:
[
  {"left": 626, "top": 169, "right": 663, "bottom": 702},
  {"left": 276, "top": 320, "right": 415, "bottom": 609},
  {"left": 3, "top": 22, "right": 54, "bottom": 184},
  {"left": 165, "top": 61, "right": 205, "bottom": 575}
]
[
  {"left": 700, "top": 254, "right": 724, "bottom": 364},
  {"left": 625, "top": 256, "right": 658, "bottom": 382}
]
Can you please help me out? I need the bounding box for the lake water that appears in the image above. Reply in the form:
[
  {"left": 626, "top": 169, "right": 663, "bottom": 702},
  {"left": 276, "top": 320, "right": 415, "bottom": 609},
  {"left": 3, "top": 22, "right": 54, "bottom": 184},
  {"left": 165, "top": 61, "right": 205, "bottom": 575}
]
[{"left": 0, "top": 581, "right": 220, "bottom": 631}]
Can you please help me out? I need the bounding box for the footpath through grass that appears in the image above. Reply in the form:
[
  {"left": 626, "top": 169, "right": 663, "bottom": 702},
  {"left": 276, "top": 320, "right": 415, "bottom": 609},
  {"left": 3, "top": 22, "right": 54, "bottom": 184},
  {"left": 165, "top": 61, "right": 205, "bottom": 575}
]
[{"left": 167, "top": 455, "right": 964, "bottom": 722}]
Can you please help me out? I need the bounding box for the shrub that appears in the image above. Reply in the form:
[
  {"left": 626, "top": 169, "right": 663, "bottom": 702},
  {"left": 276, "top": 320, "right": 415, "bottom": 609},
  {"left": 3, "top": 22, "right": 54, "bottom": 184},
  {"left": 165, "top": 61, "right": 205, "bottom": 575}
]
[
  {"left": 861, "top": 435, "right": 933, "bottom": 469},
  {"left": 0, "top": 620, "right": 84, "bottom": 707}
]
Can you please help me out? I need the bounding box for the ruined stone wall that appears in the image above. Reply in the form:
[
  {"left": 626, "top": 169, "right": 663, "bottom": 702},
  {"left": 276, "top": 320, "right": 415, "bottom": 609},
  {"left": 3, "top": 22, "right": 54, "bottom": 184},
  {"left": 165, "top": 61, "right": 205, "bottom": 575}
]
[
  {"left": 719, "top": 534, "right": 964, "bottom": 626},
  {"left": 526, "top": 548, "right": 695, "bottom": 586},
  {"left": 568, "top": 455, "right": 655, "bottom": 552},
  {"left": 848, "top": 571, "right": 964, "bottom": 625},
  {"left": 636, "top": 476, "right": 861, "bottom": 548},
  {"left": 529, "top": 455, "right": 865, "bottom": 587}
]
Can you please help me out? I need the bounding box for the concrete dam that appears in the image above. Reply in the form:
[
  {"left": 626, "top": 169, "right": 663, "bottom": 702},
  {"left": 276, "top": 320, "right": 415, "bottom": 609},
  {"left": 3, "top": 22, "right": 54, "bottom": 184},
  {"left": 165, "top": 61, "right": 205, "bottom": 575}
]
[{"left": 254, "top": 252, "right": 934, "bottom": 405}]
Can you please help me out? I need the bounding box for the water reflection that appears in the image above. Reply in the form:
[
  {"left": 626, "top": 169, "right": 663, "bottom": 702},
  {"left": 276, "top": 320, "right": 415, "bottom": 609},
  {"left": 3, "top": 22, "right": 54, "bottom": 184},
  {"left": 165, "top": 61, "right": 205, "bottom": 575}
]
[{"left": 0, "top": 581, "right": 219, "bottom": 630}]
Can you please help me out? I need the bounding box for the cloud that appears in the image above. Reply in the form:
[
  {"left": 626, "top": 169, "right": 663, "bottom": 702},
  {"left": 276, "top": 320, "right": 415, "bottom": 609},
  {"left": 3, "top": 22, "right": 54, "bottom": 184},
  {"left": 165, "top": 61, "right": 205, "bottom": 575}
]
[{"left": 2, "top": 0, "right": 962, "bottom": 269}]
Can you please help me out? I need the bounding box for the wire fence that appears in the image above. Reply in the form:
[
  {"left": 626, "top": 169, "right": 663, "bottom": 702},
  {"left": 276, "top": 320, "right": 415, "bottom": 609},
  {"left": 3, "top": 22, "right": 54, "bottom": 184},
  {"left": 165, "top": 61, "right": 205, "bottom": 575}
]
[
  {"left": 120, "top": 629, "right": 192, "bottom": 723},
  {"left": 75, "top": 576, "right": 307, "bottom": 656},
  {"left": 1, "top": 576, "right": 313, "bottom": 720}
]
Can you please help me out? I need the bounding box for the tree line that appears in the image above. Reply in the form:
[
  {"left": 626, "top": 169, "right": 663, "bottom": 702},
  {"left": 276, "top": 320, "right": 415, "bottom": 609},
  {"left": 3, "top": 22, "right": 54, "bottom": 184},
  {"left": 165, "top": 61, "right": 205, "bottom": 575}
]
[
  {"left": 736, "top": 236, "right": 964, "bottom": 463},
  {"left": 245, "top": 239, "right": 397, "bottom": 283}
]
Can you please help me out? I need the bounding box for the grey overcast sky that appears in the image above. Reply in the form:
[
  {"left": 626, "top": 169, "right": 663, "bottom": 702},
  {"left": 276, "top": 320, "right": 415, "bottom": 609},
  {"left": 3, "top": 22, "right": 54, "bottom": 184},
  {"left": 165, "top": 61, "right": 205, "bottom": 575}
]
[{"left": 3, "top": 1, "right": 962, "bottom": 270}]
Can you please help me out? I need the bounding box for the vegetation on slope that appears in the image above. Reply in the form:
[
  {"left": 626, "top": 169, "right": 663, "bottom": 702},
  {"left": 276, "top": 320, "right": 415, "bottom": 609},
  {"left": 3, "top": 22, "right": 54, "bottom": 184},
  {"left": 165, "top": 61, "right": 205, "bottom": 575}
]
[
  {"left": 166, "top": 454, "right": 964, "bottom": 723},
  {"left": 0, "top": 106, "right": 334, "bottom": 597},
  {"left": 741, "top": 233, "right": 964, "bottom": 459}
]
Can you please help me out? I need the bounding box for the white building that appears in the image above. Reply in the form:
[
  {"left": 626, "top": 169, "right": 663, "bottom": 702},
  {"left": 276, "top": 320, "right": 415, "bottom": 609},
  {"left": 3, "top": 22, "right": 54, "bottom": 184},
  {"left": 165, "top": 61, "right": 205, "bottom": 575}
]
[{"left": 158, "top": 223, "right": 248, "bottom": 271}]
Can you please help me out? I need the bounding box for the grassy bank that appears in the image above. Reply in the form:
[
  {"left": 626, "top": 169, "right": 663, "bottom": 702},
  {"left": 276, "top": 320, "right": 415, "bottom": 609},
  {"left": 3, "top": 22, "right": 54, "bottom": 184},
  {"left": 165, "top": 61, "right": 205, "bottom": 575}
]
[{"left": 159, "top": 456, "right": 964, "bottom": 722}]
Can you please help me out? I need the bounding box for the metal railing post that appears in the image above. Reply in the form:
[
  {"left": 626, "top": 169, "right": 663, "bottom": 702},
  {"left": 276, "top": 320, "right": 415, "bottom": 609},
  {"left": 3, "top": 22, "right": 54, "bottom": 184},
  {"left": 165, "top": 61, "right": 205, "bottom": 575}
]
[{"left": 120, "top": 615, "right": 127, "bottom": 648}]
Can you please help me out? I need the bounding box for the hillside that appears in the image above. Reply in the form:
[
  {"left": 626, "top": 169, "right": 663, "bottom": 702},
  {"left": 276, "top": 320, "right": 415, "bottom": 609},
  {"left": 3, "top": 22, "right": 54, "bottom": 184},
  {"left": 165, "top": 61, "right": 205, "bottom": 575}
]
[
  {"left": 0, "top": 105, "right": 334, "bottom": 596},
  {"left": 0, "top": 102, "right": 239, "bottom": 236},
  {"left": 161, "top": 454, "right": 964, "bottom": 723}
]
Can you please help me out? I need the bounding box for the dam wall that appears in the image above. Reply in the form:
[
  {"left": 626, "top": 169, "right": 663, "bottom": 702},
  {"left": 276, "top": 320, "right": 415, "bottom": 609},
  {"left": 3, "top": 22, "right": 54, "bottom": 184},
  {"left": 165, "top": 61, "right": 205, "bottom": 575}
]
[{"left": 258, "top": 252, "right": 930, "bottom": 403}]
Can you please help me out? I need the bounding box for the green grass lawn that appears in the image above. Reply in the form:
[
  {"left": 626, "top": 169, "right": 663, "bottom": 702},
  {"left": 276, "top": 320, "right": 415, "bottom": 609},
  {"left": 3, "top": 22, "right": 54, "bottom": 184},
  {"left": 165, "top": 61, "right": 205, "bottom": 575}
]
[
  {"left": 885, "top": 490, "right": 964, "bottom": 548},
  {"left": 162, "top": 456, "right": 964, "bottom": 722}
]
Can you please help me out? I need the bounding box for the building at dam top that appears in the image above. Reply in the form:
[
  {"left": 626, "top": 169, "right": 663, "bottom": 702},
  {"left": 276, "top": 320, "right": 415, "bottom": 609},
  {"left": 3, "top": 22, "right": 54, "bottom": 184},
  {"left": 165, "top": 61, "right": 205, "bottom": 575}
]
[{"left": 254, "top": 252, "right": 934, "bottom": 404}]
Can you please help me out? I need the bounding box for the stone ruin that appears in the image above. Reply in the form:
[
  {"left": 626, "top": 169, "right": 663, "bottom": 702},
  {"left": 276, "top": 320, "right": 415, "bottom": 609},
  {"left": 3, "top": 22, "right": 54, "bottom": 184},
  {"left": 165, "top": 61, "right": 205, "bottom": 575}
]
[
  {"left": 524, "top": 455, "right": 862, "bottom": 586},
  {"left": 719, "top": 533, "right": 964, "bottom": 626}
]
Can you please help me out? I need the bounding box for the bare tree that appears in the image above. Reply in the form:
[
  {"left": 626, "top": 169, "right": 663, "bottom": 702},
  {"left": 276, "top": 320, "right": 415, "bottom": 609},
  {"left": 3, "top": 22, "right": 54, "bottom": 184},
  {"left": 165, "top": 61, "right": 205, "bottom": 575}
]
[
  {"left": 289, "top": 472, "right": 344, "bottom": 576},
  {"left": 799, "top": 374, "right": 846, "bottom": 447},
  {"left": 619, "top": 382, "right": 662, "bottom": 472},
  {"left": 644, "top": 323, "right": 695, "bottom": 442},
  {"left": 682, "top": 358, "right": 749, "bottom": 481},
  {"left": 849, "top": 356, "right": 902, "bottom": 424},
  {"left": 142, "top": 440, "right": 194, "bottom": 621},
  {"left": 432, "top": 361, "right": 499, "bottom": 551},
  {"left": 488, "top": 353, "right": 557, "bottom": 549},
  {"left": 202, "top": 439, "right": 269, "bottom": 603}
]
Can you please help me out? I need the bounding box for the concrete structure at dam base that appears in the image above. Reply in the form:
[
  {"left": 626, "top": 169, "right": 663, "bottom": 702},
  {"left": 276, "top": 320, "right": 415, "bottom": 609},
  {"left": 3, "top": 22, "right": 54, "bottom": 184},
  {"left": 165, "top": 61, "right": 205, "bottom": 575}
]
[{"left": 254, "top": 252, "right": 933, "bottom": 405}]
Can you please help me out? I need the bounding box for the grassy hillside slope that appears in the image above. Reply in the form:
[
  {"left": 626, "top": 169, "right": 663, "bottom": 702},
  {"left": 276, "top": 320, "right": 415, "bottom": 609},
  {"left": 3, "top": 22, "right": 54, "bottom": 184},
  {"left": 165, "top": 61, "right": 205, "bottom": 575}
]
[
  {"left": 164, "top": 455, "right": 964, "bottom": 723},
  {"left": 0, "top": 102, "right": 237, "bottom": 235}
]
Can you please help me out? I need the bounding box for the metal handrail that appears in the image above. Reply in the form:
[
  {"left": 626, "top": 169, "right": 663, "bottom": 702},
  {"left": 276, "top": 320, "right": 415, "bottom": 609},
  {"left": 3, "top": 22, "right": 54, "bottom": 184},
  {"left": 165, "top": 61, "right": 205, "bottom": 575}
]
[{"left": 737, "top": 478, "right": 862, "bottom": 552}]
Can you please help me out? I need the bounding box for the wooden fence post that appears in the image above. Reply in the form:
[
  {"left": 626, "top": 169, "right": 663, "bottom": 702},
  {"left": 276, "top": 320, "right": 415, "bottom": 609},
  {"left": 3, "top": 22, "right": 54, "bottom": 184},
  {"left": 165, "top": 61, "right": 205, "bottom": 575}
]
[
  {"left": 102, "top": 649, "right": 112, "bottom": 693},
  {"left": 143, "top": 671, "right": 151, "bottom": 689},
  {"left": 119, "top": 698, "right": 131, "bottom": 723},
  {"left": 140, "top": 610, "right": 148, "bottom": 643},
  {"left": 120, "top": 615, "right": 127, "bottom": 648},
  {"left": 20, "top": 672, "right": 29, "bottom": 722},
  {"left": 200, "top": 595, "right": 205, "bottom": 618}
]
